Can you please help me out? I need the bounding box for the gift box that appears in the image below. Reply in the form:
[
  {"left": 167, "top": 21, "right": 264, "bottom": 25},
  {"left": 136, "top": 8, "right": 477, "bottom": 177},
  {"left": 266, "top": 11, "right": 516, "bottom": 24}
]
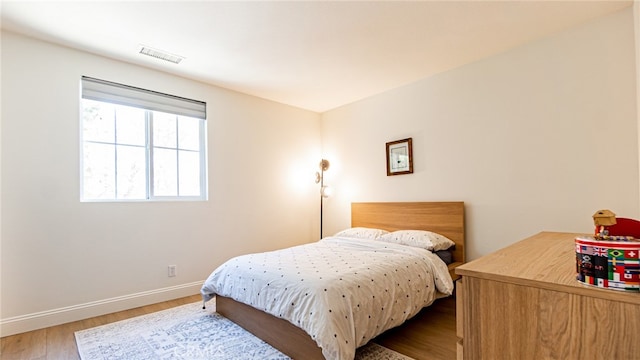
[{"left": 575, "top": 236, "right": 640, "bottom": 292}]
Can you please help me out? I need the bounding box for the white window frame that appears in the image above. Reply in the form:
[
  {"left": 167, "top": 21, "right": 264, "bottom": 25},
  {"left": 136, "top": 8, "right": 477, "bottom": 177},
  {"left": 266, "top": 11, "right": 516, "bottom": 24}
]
[{"left": 80, "top": 76, "right": 208, "bottom": 202}]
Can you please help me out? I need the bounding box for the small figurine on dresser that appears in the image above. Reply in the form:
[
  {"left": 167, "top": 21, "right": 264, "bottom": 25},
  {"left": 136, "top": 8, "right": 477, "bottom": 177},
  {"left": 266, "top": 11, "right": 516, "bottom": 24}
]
[
  {"left": 575, "top": 209, "right": 640, "bottom": 292},
  {"left": 593, "top": 209, "right": 616, "bottom": 238},
  {"left": 593, "top": 209, "right": 639, "bottom": 240}
]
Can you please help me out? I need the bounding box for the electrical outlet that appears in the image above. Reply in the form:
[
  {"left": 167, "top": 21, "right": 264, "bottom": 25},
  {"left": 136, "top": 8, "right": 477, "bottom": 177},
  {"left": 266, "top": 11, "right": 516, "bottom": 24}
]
[{"left": 168, "top": 265, "right": 177, "bottom": 277}]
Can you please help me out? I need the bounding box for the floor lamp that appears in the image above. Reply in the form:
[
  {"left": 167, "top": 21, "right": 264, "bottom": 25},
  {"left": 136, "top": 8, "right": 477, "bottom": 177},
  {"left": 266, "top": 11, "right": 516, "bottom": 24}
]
[{"left": 315, "top": 159, "right": 331, "bottom": 239}]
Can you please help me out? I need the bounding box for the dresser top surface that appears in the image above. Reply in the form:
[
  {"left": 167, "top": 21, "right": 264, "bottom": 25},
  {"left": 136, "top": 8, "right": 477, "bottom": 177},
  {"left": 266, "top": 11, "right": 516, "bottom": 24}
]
[{"left": 456, "top": 231, "right": 640, "bottom": 303}]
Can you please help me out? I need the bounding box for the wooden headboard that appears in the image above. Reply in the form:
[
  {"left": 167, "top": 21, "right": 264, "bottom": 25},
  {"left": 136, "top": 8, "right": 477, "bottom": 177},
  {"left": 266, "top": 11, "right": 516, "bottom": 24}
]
[{"left": 351, "top": 202, "right": 465, "bottom": 278}]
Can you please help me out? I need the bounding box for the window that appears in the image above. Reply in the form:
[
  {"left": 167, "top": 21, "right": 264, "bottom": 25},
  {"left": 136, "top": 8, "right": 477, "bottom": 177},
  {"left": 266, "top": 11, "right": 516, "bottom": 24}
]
[{"left": 81, "top": 77, "right": 207, "bottom": 201}]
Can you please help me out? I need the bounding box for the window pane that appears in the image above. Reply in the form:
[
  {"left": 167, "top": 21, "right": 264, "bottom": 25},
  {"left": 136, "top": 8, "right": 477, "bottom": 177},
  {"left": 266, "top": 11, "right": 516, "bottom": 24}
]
[
  {"left": 178, "top": 116, "right": 200, "bottom": 151},
  {"left": 82, "top": 99, "right": 115, "bottom": 143},
  {"left": 153, "top": 148, "right": 177, "bottom": 196},
  {"left": 179, "top": 150, "right": 200, "bottom": 196},
  {"left": 116, "top": 145, "right": 146, "bottom": 199},
  {"left": 81, "top": 84, "right": 206, "bottom": 202},
  {"left": 115, "top": 105, "right": 146, "bottom": 146},
  {"left": 153, "top": 111, "right": 177, "bottom": 148},
  {"left": 83, "top": 142, "right": 115, "bottom": 199}
]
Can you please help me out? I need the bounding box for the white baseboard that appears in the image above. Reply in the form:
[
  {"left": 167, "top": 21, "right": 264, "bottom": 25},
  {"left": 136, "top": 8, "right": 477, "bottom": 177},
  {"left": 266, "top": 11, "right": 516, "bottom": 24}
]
[{"left": 1, "top": 280, "right": 204, "bottom": 337}]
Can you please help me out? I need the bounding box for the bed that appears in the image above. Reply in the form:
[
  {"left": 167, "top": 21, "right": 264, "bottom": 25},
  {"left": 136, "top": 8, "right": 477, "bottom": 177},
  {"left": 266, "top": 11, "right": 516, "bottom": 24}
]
[{"left": 201, "top": 201, "right": 465, "bottom": 359}]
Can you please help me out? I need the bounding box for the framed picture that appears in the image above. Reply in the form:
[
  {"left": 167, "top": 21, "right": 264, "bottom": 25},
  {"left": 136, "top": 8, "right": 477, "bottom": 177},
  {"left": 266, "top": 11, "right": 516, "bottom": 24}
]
[{"left": 386, "top": 138, "right": 413, "bottom": 176}]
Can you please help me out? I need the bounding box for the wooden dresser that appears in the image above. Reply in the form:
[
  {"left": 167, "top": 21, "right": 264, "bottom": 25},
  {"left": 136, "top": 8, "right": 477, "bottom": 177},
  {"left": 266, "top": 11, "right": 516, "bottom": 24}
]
[{"left": 455, "top": 231, "right": 640, "bottom": 359}]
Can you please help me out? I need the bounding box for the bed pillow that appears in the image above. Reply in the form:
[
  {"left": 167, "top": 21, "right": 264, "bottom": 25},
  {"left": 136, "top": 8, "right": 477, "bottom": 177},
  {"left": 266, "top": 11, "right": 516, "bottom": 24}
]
[
  {"left": 333, "top": 227, "right": 389, "bottom": 240},
  {"left": 434, "top": 249, "right": 454, "bottom": 265},
  {"left": 378, "top": 230, "right": 455, "bottom": 251}
]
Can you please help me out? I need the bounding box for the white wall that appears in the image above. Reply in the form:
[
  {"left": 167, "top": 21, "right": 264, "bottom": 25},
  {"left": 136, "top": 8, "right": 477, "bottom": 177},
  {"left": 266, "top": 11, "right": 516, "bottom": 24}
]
[
  {"left": 0, "top": 31, "right": 321, "bottom": 334},
  {"left": 635, "top": 1, "right": 640, "bottom": 198},
  {"left": 321, "top": 8, "right": 639, "bottom": 260}
]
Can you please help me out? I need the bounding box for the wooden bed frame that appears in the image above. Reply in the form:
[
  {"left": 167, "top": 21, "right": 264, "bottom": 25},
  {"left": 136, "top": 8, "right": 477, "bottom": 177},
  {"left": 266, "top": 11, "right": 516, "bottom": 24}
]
[{"left": 216, "top": 201, "right": 465, "bottom": 359}]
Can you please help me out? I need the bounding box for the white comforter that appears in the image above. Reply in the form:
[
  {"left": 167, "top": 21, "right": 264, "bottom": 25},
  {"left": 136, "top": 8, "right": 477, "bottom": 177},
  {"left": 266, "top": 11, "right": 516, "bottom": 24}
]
[{"left": 201, "top": 236, "right": 453, "bottom": 360}]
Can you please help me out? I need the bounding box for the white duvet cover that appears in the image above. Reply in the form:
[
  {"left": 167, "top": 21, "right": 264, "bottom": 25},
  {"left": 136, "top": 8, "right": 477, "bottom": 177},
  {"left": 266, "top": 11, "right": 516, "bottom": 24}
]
[{"left": 201, "top": 236, "right": 453, "bottom": 360}]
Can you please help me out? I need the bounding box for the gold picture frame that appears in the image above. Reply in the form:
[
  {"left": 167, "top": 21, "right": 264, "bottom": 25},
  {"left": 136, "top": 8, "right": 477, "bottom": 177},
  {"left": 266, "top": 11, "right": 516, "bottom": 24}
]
[{"left": 386, "top": 138, "right": 413, "bottom": 176}]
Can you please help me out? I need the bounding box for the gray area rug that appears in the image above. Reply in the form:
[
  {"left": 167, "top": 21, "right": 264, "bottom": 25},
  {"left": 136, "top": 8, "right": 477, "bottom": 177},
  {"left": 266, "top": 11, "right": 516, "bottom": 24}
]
[{"left": 75, "top": 301, "right": 414, "bottom": 360}]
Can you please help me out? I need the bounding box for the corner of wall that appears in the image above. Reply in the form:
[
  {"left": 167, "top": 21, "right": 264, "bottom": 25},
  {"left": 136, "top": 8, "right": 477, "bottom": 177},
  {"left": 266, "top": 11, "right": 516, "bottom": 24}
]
[
  {"left": 0, "top": 32, "right": 3, "bottom": 337},
  {"left": 635, "top": 1, "right": 640, "bottom": 212}
]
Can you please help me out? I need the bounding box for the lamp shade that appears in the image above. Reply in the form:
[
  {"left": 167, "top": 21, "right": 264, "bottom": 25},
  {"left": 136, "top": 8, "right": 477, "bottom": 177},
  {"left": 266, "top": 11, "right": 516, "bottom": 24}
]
[{"left": 319, "top": 159, "right": 330, "bottom": 172}]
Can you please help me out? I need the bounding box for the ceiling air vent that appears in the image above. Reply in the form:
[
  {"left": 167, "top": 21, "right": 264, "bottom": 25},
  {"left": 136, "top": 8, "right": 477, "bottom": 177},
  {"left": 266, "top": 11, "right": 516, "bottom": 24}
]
[{"left": 138, "top": 45, "right": 184, "bottom": 64}]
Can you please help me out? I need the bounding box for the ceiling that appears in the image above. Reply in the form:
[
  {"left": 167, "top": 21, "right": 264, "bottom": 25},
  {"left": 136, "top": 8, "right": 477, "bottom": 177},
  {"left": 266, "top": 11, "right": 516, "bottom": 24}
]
[{"left": 1, "top": 1, "right": 632, "bottom": 113}]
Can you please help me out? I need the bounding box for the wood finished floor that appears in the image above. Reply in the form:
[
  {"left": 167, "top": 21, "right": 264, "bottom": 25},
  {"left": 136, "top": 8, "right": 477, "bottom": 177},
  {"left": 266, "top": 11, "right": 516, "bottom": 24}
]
[{"left": 1, "top": 295, "right": 456, "bottom": 360}]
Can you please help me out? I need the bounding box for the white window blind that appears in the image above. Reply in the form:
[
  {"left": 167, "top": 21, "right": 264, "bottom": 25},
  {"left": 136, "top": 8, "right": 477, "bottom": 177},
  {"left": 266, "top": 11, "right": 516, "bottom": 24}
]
[{"left": 81, "top": 76, "right": 206, "bottom": 120}]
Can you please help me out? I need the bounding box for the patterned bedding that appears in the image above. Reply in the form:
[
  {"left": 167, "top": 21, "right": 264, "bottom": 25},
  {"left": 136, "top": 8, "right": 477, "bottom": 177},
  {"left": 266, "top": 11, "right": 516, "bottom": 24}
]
[{"left": 201, "top": 236, "right": 454, "bottom": 360}]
